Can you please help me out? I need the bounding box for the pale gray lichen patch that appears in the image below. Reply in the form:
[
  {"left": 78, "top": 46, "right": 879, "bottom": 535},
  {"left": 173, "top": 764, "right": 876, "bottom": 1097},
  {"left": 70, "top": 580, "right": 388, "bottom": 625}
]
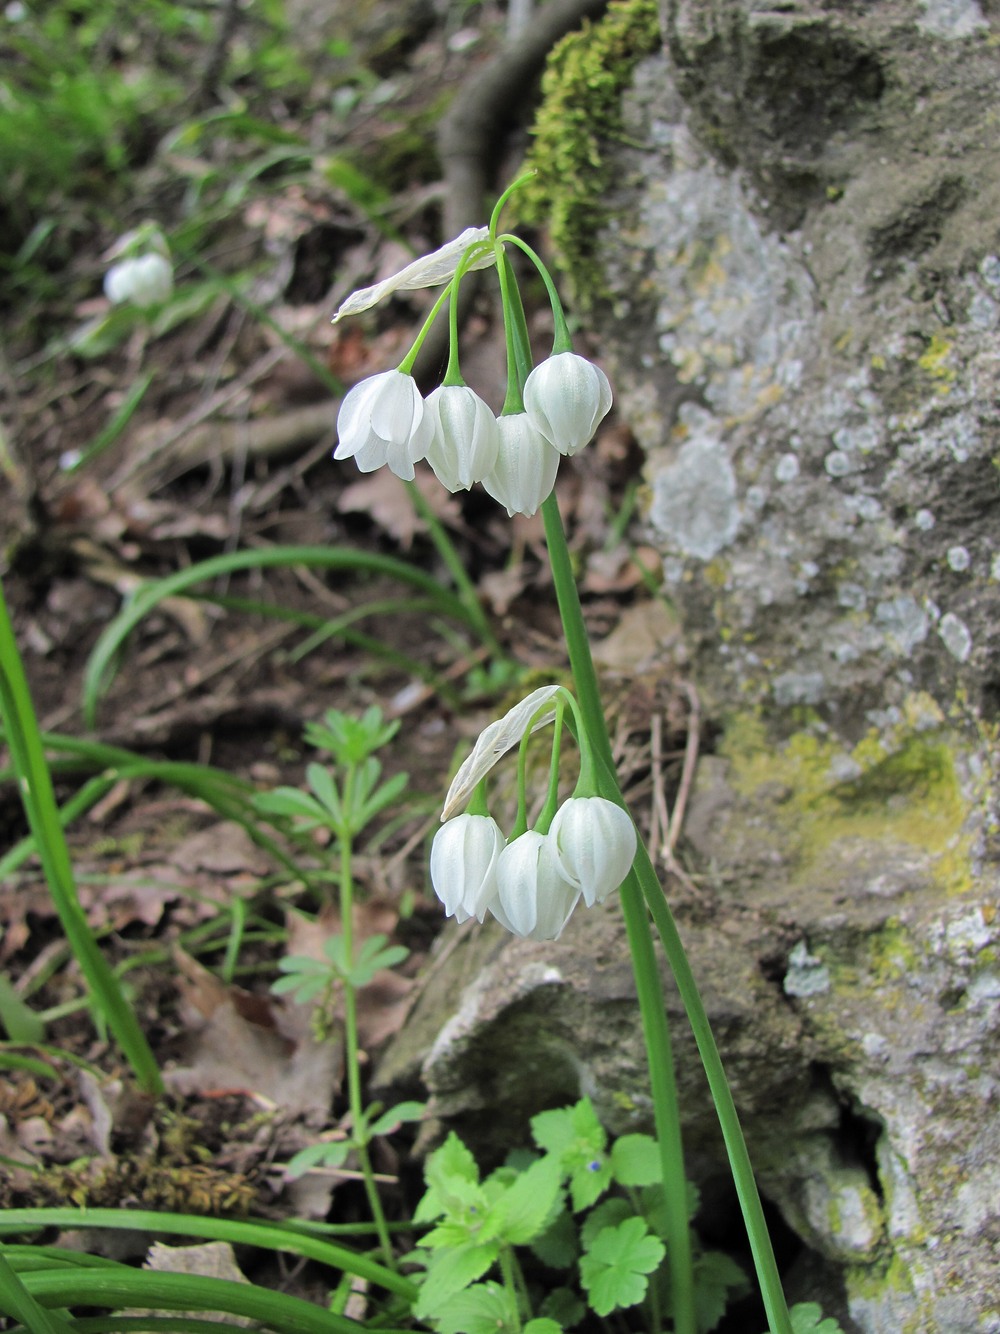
[
  {"left": 917, "top": 0, "right": 988, "bottom": 39},
  {"left": 649, "top": 412, "right": 739, "bottom": 558},
  {"left": 939, "top": 611, "right": 973, "bottom": 661}
]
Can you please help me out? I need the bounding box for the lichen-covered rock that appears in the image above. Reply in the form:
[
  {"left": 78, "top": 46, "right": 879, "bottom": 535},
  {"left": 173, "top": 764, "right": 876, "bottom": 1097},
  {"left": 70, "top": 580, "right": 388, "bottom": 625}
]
[{"left": 380, "top": 3, "right": 1000, "bottom": 1331}]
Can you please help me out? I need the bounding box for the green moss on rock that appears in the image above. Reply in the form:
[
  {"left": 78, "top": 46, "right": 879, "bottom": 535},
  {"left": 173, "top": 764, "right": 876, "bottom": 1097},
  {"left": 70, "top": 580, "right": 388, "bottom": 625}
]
[{"left": 517, "top": 0, "right": 661, "bottom": 307}]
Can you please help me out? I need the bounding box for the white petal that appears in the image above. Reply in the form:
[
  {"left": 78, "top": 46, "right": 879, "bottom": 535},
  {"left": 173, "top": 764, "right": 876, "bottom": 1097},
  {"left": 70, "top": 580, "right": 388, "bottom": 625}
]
[
  {"left": 430, "top": 814, "right": 505, "bottom": 920},
  {"left": 524, "top": 353, "right": 613, "bottom": 456},
  {"left": 481, "top": 414, "right": 560, "bottom": 516},
  {"left": 332, "top": 228, "right": 497, "bottom": 322},
  {"left": 424, "top": 386, "right": 500, "bottom": 492},
  {"left": 550, "top": 797, "right": 636, "bottom": 907},
  {"left": 494, "top": 832, "right": 580, "bottom": 940},
  {"left": 441, "top": 685, "right": 561, "bottom": 820}
]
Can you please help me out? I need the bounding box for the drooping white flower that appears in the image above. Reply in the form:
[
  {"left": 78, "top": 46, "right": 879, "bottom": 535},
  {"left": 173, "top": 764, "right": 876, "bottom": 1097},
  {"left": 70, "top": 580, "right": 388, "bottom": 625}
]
[
  {"left": 104, "top": 252, "right": 174, "bottom": 308},
  {"left": 430, "top": 813, "right": 505, "bottom": 922},
  {"left": 482, "top": 413, "right": 561, "bottom": 517},
  {"left": 441, "top": 685, "right": 561, "bottom": 820},
  {"left": 424, "top": 385, "right": 501, "bottom": 492},
  {"left": 331, "top": 227, "right": 497, "bottom": 323},
  {"left": 334, "top": 369, "right": 432, "bottom": 480},
  {"left": 549, "top": 797, "right": 636, "bottom": 907},
  {"left": 523, "top": 352, "right": 613, "bottom": 457},
  {"left": 491, "top": 831, "right": 580, "bottom": 940}
]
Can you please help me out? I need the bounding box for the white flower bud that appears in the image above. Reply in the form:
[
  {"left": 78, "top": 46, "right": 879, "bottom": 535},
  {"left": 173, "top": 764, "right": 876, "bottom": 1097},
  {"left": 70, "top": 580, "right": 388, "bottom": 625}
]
[
  {"left": 430, "top": 813, "right": 505, "bottom": 922},
  {"left": 424, "top": 384, "right": 501, "bottom": 491},
  {"left": 104, "top": 252, "right": 174, "bottom": 308},
  {"left": 334, "top": 369, "right": 432, "bottom": 480},
  {"left": 549, "top": 797, "right": 636, "bottom": 906},
  {"left": 482, "top": 412, "right": 561, "bottom": 517},
  {"left": 523, "top": 352, "right": 613, "bottom": 457},
  {"left": 491, "top": 831, "right": 580, "bottom": 941}
]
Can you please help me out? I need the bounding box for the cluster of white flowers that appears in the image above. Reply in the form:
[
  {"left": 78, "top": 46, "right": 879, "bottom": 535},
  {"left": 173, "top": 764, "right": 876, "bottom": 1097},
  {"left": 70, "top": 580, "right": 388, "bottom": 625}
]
[
  {"left": 331, "top": 230, "right": 612, "bottom": 516},
  {"left": 431, "top": 797, "right": 636, "bottom": 941},
  {"left": 104, "top": 225, "right": 174, "bottom": 309},
  {"left": 334, "top": 352, "right": 611, "bottom": 515},
  {"left": 429, "top": 687, "right": 637, "bottom": 941}
]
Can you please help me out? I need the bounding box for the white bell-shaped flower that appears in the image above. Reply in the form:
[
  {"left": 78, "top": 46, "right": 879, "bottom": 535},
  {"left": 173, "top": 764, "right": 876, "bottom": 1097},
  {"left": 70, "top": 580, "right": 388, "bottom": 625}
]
[
  {"left": 549, "top": 797, "right": 637, "bottom": 907},
  {"left": 491, "top": 831, "right": 580, "bottom": 941},
  {"left": 334, "top": 369, "right": 432, "bottom": 481},
  {"left": 430, "top": 813, "right": 505, "bottom": 923},
  {"left": 424, "top": 385, "right": 501, "bottom": 491},
  {"left": 104, "top": 252, "right": 174, "bottom": 308},
  {"left": 482, "top": 413, "right": 561, "bottom": 517},
  {"left": 523, "top": 352, "right": 613, "bottom": 457}
]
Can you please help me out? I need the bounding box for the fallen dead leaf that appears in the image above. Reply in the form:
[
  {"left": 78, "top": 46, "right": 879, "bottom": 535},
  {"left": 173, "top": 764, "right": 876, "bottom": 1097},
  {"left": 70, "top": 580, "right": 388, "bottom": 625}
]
[{"left": 337, "top": 465, "right": 460, "bottom": 548}]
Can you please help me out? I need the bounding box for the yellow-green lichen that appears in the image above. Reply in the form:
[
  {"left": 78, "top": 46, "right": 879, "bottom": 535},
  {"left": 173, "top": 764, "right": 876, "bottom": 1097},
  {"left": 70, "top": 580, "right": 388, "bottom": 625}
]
[
  {"left": 516, "top": 0, "right": 661, "bottom": 308},
  {"left": 917, "top": 331, "right": 957, "bottom": 392},
  {"left": 719, "top": 699, "right": 973, "bottom": 895}
]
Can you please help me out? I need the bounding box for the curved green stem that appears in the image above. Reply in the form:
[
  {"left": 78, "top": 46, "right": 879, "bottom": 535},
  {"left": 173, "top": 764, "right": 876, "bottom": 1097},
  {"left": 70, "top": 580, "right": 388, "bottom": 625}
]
[{"left": 497, "top": 233, "right": 572, "bottom": 353}]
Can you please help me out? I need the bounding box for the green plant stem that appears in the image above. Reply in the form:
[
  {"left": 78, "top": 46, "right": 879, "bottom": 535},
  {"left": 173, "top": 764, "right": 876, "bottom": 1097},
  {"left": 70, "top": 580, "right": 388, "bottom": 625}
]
[
  {"left": 540, "top": 495, "right": 694, "bottom": 1334},
  {"left": 0, "top": 580, "right": 163, "bottom": 1097},
  {"left": 498, "top": 1245, "right": 523, "bottom": 1334},
  {"left": 631, "top": 843, "right": 792, "bottom": 1334},
  {"left": 337, "top": 821, "right": 395, "bottom": 1271},
  {"left": 539, "top": 493, "right": 793, "bottom": 1334}
]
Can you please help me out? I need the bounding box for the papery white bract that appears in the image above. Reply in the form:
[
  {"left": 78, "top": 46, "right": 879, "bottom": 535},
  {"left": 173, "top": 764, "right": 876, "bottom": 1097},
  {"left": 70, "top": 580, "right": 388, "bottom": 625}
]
[
  {"left": 104, "top": 253, "right": 174, "bottom": 308},
  {"left": 549, "top": 797, "right": 636, "bottom": 907},
  {"left": 523, "top": 352, "right": 613, "bottom": 457},
  {"left": 424, "top": 385, "right": 501, "bottom": 492},
  {"left": 482, "top": 413, "right": 561, "bottom": 517},
  {"left": 430, "top": 813, "right": 505, "bottom": 922},
  {"left": 441, "top": 685, "right": 561, "bottom": 820},
  {"left": 334, "top": 369, "right": 432, "bottom": 480},
  {"left": 491, "top": 831, "right": 580, "bottom": 940},
  {"left": 331, "top": 227, "right": 497, "bottom": 323}
]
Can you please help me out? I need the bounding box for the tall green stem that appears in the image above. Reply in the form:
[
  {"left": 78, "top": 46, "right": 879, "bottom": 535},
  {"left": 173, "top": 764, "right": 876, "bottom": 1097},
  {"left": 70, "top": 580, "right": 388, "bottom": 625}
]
[
  {"left": 539, "top": 495, "right": 793, "bottom": 1334},
  {"left": 540, "top": 496, "right": 695, "bottom": 1334},
  {"left": 337, "top": 818, "right": 395, "bottom": 1270},
  {"left": 0, "top": 579, "right": 163, "bottom": 1097}
]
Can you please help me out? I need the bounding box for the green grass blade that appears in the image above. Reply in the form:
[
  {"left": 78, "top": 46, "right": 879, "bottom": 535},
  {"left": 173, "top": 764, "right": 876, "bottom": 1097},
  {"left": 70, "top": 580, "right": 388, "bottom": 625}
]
[
  {"left": 0, "top": 1210, "right": 417, "bottom": 1302},
  {"left": 0, "top": 1249, "right": 69, "bottom": 1334},
  {"left": 0, "top": 581, "right": 163, "bottom": 1097},
  {"left": 82, "top": 545, "right": 480, "bottom": 726},
  {"left": 20, "top": 1268, "right": 362, "bottom": 1334}
]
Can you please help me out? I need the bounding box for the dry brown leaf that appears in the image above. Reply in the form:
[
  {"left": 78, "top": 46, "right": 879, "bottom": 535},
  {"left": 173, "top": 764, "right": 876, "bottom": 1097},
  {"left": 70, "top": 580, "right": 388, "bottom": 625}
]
[
  {"left": 591, "top": 599, "right": 681, "bottom": 674},
  {"left": 338, "top": 464, "right": 459, "bottom": 548},
  {"left": 168, "top": 950, "right": 340, "bottom": 1115}
]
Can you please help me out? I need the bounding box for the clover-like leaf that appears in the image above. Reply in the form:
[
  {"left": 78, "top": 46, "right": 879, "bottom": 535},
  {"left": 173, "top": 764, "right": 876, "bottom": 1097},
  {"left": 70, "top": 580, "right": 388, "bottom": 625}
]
[
  {"left": 432, "top": 1280, "right": 517, "bottom": 1334},
  {"left": 785, "top": 1302, "right": 845, "bottom": 1334},
  {"left": 578, "top": 1216, "right": 665, "bottom": 1316},
  {"left": 610, "top": 1133, "right": 662, "bottom": 1187}
]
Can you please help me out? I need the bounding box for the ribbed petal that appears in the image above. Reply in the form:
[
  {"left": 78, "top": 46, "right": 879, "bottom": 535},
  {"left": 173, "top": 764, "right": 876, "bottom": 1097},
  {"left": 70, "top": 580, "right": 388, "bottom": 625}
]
[
  {"left": 482, "top": 414, "right": 560, "bottom": 517},
  {"left": 335, "top": 372, "right": 395, "bottom": 461},
  {"left": 425, "top": 385, "right": 501, "bottom": 491},
  {"left": 524, "top": 353, "right": 613, "bottom": 457},
  {"left": 430, "top": 814, "right": 505, "bottom": 921},
  {"left": 494, "top": 832, "right": 580, "bottom": 941},
  {"left": 549, "top": 797, "right": 636, "bottom": 907},
  {"left": 369, "top": 370, "right": 424, "bottom": 444}
]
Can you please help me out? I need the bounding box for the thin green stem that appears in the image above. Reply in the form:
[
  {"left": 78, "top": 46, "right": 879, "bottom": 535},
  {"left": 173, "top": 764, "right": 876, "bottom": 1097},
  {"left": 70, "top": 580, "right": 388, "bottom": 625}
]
[
  {"left": 337, "top": 814, "right": 395, "bottom": 1270},
  {"left": 494, "top": 246, "right": 526, "bottom": 415},
  {"left": 631, "top": 844, "right": 793, "bottom": 1334},
  {"left": 398, "top": 285, "right": 452, "bottom": 375},
  {"left": 497, "top": 233, "right": 572, "bottom": 353},
  {"left": 539, "top": 496, "right": 695, "bottom": 1334},
  {"left": 540, "top": 491, "right": 793, "bottom": 1334},
  {"left": 498, "top": 1245, "right": 523, "bottom": 1334},
  {"left": 0, "top": 1248, "right": 70, "bottom": 1334},
  {"left": 0, "top": 580, "right": 163, "bottom": 1097}
]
